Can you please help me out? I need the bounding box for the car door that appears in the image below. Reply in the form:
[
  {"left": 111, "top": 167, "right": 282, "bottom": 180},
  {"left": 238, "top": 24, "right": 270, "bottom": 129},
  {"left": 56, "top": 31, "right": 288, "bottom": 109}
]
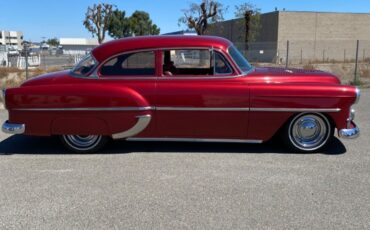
[
  {"left": 97, "top": 50, "right": 158, "bottom": 138},
  {"left": 156, "top": 48, "right": 250, "bottom": 140}
]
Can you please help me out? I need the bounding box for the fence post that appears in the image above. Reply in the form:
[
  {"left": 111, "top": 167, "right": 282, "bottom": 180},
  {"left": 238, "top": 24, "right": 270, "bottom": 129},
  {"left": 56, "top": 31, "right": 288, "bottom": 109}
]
[
  {"left": 354, "top": 40, "right": 359, "bottom": 84},
  {"left": 323, "top": 50, "right": 325, "bottom": 63},
  {"left": 344, "top": 49, "right": 346, "bottom": 62},
  {"left": 285, "top": 40, "right": 289, "bottom": 68},
  {"left": 363, "top": 49, "right": 365, "bottom": 62},
  {"left": 24, "top": 44, "right": 29, "bottom": 79},
  {"left": 300, "top": 48, "right": 303, "bottom": 64}
]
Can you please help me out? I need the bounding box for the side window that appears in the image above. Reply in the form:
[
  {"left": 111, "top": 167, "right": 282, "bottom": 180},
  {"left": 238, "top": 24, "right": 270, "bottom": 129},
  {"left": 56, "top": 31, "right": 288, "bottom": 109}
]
[
  {"left": 100, "top": 51, "right": 155, "bottom": 76},
  {"left": 214, "top": 52, "right": 233, "bottom": 75},
  {"left": 163, "top": 49, "right": 212, "bottom": 76}
]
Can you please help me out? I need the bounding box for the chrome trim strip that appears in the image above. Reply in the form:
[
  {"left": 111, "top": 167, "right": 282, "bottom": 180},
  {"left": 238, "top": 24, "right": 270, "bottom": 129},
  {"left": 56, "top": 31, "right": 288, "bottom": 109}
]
[
  {"left": 12, "top": 106, "right": 341, "bottom": 113},
  {"left": 13, "top": 106, "right": 155, "bottom": 112},
  {"left": 355, "top": 87, "right": 361, "bottom": 104},
  {"left": 112, "top": 114, "right": 152, "bottom": 139},
  {"left": 126, "top": 137, "right": 263, "bottom": 144},
  {"left": 250, "top": 108, "right": 341, "bottom": 112},
  {"left": 2, "top": 121, "right": 25, "bottom": 134},
  {"left": 156, "top": 107, "right": 250, "bottom": 111}
]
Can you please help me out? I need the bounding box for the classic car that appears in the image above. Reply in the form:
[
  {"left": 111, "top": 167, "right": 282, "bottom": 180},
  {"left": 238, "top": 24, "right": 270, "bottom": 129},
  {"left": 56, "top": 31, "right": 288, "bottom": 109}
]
[{"left": 1, "top": 36, "right": 360, "bottom": 153}]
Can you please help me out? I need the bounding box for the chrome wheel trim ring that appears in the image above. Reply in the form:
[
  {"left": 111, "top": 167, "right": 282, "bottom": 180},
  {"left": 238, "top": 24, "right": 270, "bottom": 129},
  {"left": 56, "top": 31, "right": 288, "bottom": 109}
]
[
  {"left": 288, "top": 113, "right": 331, "bottom": 151},
  {"left": 63, "top": 135, "right": 102, "bottom": 151}
]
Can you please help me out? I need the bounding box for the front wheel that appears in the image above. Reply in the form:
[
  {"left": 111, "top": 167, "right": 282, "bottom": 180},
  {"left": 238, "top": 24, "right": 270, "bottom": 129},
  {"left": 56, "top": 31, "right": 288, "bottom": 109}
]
[
  {"left": 283, "top": 113, "right": 333, "bottom": 153},
  {"left": 60, "top": 135, "right": 108, "bottom": 153}
]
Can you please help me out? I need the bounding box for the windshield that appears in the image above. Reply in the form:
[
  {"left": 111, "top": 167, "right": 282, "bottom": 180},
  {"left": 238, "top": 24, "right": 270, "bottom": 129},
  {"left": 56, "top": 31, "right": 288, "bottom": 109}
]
[
  {"left": 71, "top": 54, "right": 97, "bottom": 76},
  {"left": 228, "top": 45, "right": 253, "bottom": 73}
]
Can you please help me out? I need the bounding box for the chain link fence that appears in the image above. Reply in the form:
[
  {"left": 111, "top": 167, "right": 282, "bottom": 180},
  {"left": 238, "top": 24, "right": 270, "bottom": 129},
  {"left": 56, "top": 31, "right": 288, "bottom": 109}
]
[
  {"left": 1, "top": 40, "right": 370, "bottom": 87},
  {"left": 234, "top": 40, "right": 370, "bottom": 86}
]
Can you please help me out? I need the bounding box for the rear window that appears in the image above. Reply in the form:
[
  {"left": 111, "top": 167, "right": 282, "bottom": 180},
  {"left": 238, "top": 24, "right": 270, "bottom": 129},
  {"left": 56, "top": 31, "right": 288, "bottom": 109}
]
[{"left": 100, "top": 51, "right": 155, "bottom": 76}]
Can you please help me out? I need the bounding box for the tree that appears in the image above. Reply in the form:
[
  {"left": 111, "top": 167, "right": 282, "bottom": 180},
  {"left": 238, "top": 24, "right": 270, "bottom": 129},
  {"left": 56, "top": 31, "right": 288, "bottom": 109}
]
[
  {"left": 83, "top": 3, "right": 114, "bottom": 44},
  {"left": 129, "top": 11, "right": 160, "bottom": 36},
  {"left": 46, "top": 38, "right": 59, "bottom": 47},
  {"left": 108, "top": 10, "right": 160, "bottom": 38},
  {"left": 234, "top": 3, "right": 261, "bottom": 43},
  {"left": 179, "top": 0, "right": 226, "bottom": 35},
  {"left": 108, "top": 9, "right": 131, "bottom": 39}
]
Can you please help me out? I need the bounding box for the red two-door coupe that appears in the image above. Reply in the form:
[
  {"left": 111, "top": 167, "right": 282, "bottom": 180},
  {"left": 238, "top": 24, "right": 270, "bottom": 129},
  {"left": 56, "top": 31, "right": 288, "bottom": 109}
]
[{"left": 1, "top": 36, "right": 360, "bottom": 153}]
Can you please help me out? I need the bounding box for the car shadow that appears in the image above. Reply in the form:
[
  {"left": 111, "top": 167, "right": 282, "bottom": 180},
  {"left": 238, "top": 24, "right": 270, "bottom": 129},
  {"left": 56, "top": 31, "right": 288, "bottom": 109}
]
[{"left": 0, "top": 135, "right": 347, "bottom": 155}]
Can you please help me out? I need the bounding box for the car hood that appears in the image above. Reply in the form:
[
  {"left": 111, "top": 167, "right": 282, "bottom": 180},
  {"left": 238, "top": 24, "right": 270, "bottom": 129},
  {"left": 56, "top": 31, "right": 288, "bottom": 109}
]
[
  {"left": 247, "top": 67, "right": 341, "bottom": 84},
  {"left": 21, "top": 70, "right": 75, "bottom": 87}
]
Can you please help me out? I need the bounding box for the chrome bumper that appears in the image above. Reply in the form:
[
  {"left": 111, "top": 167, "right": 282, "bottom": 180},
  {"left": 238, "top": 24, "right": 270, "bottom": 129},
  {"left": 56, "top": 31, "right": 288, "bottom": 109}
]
[
  {"left": 339, "top": 124, "right": 360, "bottom": 139},
  {"left": 2, "top": 121, "right": 25, "bottom": 134}
]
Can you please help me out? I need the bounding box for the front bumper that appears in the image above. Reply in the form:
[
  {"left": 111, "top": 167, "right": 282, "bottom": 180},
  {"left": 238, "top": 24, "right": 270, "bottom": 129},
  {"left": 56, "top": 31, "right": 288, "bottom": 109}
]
[
  {"left": 338, "top": 123, "right": 360, "bottom": 139},
  {"left": 2, "top": 121, "right": 25, "bottom": 134}
]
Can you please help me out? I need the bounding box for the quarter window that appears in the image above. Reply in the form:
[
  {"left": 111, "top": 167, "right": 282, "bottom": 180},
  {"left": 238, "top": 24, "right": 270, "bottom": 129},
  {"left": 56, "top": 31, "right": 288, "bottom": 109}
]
[
  {"left": 214, "top": 52, "right": 233, "bottom": 75},
  {"left": 71, "top": 54, "right": 97, "bottom": 76},
  {"left": 100, "top": 51, "right": 155, "bottom": 76}
]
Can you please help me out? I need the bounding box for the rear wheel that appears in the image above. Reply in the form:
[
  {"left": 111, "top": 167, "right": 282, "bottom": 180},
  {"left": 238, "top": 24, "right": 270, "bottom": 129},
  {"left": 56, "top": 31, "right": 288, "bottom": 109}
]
[
  {"left": 60, "top": 135, "right": 108, "bottom": 153},
  {"left": 283, "top": 113, "right": 333, "bottom": 153}
]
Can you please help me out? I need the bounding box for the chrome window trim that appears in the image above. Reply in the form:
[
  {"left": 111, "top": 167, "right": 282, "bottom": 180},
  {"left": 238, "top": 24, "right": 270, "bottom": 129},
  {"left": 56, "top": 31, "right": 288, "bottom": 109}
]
[
  {"left": 126, "top": 137, "right": 263, "bottom": 144},
  {"left": 91, "top": 46, "right": 244, "bottom": 80}
]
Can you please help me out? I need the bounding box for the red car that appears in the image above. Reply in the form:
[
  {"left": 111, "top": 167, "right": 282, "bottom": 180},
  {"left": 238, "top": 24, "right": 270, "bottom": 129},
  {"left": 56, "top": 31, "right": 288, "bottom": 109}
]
[{"left": 1, "top": 36, "right": 360, "bottom": 153}]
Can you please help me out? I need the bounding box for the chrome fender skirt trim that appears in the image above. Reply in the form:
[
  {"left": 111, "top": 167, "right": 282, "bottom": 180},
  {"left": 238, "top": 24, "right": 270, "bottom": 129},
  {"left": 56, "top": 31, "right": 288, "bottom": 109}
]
[
  {"left": 112, "top": 114, "right": 152, "bottom": 139},
  {"left": 126, "top": 137, "right": 263, "bottom": 144},
  {"left": 2, "top": 121, "right": 25, "bottom": 134}
]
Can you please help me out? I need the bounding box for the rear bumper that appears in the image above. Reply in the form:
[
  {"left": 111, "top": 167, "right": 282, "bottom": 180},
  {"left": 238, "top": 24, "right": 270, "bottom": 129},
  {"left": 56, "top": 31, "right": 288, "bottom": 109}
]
[
  {"left": 338, "top": 123, "right": 360, "bottom": 139},
  {"left": 2, "top": 121, "right": 25, "bottom": 134}
]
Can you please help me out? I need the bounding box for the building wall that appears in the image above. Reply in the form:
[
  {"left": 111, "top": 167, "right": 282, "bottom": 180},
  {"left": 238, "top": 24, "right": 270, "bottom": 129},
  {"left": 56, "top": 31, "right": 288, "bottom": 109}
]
[
  {"left": 206, "top": 11, "right": 370, "bottom": 63},
  {"left": 0, "top": 31, "right": 23, "bottom": 50},
  {"left": 277, "top": 11, "right": 370, "bottom": 62}
]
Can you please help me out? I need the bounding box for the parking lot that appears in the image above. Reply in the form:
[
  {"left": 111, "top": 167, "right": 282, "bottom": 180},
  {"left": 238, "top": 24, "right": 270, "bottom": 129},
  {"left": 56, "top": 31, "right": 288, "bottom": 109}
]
[{"left": 0, "top": 90, "right": 369, "bottom": 229}]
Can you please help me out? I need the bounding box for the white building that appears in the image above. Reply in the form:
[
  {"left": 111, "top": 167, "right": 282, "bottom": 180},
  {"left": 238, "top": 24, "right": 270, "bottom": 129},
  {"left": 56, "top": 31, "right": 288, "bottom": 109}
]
[
  {"left": 59, "top": 38, "right": 99, "bottom": 55},
  {"left": 0, "top": 31, "right": 23, "bottom": 50}
]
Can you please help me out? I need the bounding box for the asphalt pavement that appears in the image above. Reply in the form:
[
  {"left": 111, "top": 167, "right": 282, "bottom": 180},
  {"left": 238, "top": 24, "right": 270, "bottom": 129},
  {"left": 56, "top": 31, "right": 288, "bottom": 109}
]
[{"left": 0, "top": 90, "right": 369, "bottom": 229}]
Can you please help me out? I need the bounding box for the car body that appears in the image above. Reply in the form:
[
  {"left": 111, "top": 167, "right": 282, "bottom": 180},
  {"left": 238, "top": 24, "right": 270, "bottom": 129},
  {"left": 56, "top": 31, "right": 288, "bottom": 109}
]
[{"left": 1, "top": 36, "right": 360, "bottom": 153}]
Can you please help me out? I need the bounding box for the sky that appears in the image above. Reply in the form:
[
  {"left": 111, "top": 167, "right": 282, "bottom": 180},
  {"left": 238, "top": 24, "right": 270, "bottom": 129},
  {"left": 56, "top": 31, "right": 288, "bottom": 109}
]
[{"left": 0, "top": 0, "right": 369, "bottom": 42}]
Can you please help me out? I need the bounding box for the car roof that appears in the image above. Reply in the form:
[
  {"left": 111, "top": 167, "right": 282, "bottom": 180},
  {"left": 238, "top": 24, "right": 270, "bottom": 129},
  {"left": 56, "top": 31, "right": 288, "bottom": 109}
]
[{"left": 92, "top": 35, "right": 233, "bottom": 62}]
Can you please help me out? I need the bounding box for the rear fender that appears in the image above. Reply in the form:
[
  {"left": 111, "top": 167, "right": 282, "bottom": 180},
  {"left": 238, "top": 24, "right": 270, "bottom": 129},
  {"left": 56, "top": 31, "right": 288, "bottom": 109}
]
[{"left": 6, "top": 84, "right": 153, "bottom": 136}]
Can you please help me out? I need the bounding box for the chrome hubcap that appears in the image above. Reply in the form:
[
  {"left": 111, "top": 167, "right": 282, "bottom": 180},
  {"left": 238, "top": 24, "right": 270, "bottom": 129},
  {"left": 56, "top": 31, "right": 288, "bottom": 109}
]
[
  {"left": 290, "top": 114, "right": 329, "bottom": 151},
  {"left": 63, "top": 135, "right": 102, "bottom": 151}
]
